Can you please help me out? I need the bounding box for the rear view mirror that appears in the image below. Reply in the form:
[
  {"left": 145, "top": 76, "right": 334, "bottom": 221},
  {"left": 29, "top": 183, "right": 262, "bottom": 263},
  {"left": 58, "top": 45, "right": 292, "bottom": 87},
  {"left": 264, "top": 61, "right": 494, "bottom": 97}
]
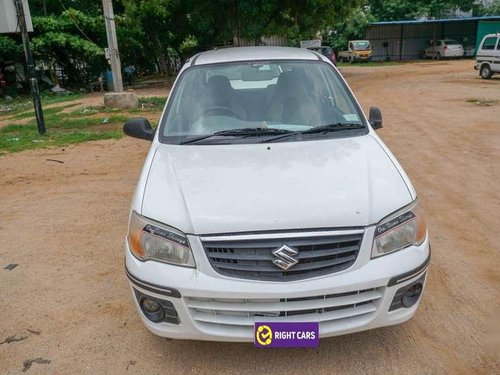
[
  {"left": 368, "top": 106, "right": 383, "bottom": 130},
  {"left": 123, "top": 117, "right": 155, "bottom": 141}
]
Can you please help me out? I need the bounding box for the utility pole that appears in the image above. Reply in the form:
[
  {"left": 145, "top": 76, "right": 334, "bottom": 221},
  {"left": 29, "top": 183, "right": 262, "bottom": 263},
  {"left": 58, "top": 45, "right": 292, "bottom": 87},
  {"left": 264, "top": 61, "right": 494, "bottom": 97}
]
[
  {"left": 14, "top": 0, "right": 45, "bottom": 134},
  {"left": 102, "top": 0, "right": 123, "bottom": 92}
]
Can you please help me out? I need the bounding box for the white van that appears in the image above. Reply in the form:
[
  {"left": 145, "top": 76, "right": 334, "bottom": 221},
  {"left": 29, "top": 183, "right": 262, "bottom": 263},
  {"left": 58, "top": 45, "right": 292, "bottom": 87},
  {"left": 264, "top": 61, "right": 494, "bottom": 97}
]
[
  {"left": 123, "top": 47, "right": 430, "bottom": 342},
  {"left": 475, "top": 33, "right": 500, "bottom": 79}
]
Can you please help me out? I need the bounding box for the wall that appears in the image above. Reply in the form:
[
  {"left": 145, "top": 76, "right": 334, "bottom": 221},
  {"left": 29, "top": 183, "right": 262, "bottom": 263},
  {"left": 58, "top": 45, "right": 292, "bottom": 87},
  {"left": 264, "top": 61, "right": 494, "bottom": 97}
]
[
  {"left": 476, "top": 21, "right": 500, "bottom": 47},
  {"left": 366, "top": 20, "right": 478, "bottom": 60}
]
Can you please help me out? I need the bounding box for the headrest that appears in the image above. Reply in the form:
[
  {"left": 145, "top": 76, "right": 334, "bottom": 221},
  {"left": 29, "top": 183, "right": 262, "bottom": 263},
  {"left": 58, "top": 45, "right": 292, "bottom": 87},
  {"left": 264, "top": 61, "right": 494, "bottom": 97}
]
[
  {"left": 275, "top": 71, "right": 306, "bottom": 93},
  {"left": 207, "top": 75, "right": 232, "bottom": 92}
]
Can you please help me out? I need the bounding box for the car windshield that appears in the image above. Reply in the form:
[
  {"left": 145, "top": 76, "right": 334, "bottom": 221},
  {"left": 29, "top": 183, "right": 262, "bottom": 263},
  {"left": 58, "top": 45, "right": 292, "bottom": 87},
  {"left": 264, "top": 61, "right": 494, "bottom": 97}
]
[
  {"left": 160, "top": 60, "right": 366, "bottom": 144},
  {"left": 352, "top": 41, "right": 370, "bottom": 50}
]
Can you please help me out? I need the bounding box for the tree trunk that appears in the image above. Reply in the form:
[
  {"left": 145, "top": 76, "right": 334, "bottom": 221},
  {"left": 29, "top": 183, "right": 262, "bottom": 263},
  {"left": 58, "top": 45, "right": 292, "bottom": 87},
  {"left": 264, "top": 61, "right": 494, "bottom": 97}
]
[
  {"left": 231, "top": 0, "right": 240, "bottom": 46},
  {"left": 173, "top": 47, "right": 185, "bottom": 67},
  {"left": 50, "top": 59, "right": 59, "bottom": 86},
  {"left": 154, "top": 34, "right": 169, "bottom": 77}
]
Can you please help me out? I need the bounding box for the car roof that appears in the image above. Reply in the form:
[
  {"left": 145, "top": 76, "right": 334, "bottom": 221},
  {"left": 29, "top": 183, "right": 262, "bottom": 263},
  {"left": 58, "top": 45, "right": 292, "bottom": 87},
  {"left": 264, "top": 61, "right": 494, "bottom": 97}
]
[{"left": 189, "top": 46, "right": 322, "bottom": 66}]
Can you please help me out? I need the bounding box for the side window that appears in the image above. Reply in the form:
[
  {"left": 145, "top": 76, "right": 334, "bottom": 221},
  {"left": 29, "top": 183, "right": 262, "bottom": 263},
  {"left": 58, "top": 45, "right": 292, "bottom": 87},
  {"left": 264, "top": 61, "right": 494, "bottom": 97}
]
[
  {"left": 482, "top": 37, "right": 496, "bottom": 50},
  {"left": 497, "top": 38, "right": 500, "bottom": 50}
]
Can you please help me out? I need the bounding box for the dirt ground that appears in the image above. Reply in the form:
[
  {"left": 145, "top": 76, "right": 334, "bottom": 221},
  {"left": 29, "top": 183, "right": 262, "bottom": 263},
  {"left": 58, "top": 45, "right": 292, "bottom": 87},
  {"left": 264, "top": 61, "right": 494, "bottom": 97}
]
[{"left": 0, "top": 60, "right": 499, "bottom": 374}]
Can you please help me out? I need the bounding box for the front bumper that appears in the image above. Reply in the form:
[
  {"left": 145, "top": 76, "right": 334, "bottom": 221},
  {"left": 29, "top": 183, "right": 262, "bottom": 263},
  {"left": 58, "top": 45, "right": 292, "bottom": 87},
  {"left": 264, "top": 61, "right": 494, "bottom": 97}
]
[
  {"left": 354, "top": 54, "right": 372, "bottom": 61},
  {"left": 125, "top": 228, "right": 430, "bottom": 342}
]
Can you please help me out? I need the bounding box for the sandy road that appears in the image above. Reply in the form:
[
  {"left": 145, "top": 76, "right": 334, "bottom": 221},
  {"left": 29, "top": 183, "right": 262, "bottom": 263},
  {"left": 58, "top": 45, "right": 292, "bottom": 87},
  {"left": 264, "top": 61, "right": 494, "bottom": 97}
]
[{"left": 0, "top": 60, "right": 499, "bottom": 374}]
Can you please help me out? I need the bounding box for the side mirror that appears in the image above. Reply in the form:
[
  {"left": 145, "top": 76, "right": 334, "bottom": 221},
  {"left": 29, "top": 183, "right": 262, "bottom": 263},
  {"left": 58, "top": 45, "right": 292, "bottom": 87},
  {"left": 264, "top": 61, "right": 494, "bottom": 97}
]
[
  {"left": 369, "top": 106, "right": 383, "bottom": 130},
  {"left": 123, "top": 117, "right": 155, "bottom": 141}
]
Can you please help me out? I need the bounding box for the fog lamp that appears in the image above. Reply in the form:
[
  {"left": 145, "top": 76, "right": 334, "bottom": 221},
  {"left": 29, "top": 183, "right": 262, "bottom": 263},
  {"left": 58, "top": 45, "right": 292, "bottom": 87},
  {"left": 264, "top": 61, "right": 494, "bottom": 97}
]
[{"left": 140, "top": 298, "right": 164, "bottom": 322}]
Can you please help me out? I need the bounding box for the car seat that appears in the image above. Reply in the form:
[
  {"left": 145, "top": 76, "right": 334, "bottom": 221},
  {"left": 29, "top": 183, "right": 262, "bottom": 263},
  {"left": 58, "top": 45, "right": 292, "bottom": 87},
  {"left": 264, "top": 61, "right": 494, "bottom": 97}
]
[{"left": 266, "top": 71, "right": 321, "bottom": 126}]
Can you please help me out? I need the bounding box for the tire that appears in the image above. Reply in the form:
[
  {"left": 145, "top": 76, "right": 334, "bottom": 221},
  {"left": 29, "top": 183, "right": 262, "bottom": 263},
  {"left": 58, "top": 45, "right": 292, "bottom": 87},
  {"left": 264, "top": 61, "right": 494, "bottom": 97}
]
[
  {"left": 436, "top": 52, "right": 441, "bottom": 60},
  {"left": 480, "top": 64, "right": 493, "bottom": 79}
]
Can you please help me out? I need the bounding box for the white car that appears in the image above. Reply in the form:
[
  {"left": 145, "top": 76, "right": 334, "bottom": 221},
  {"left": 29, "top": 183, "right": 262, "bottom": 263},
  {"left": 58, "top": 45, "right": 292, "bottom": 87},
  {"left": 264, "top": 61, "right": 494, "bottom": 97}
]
[
  {"left": 424, "top": 39, "right": 464, "bottom": 59},
  {"left": 123, "top": 47, "right": 430, "bottom": 342},
  {"left": 474, "top": 33, "right": 500, "bottom": 79}
]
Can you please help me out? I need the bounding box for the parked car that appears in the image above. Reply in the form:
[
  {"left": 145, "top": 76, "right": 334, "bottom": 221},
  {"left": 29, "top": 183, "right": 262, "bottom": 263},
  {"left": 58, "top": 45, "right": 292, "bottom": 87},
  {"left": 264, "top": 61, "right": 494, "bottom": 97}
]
[
  {"left": 307, "top": 46, "right": 336, "bottom": 65},
  {"left": 423, "top": 39, "right": 464, "bottom": 59},
  {"left": 474, "top": 33, "right": 500, "bottom": 79},
  {"left": 463, "top": 45, "right": 475, "bottom": 57},
  {"left": 338, "top": 40, "right": 372, "bottom": 63},
  {"left": 123, "top": 47, "right": 430, "bottom": 342}
]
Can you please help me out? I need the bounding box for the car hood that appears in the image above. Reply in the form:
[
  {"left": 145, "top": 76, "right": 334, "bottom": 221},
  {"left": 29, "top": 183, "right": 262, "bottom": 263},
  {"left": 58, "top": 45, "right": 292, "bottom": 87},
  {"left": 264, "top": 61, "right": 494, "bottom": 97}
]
[{"left": 142, "top": 135, "right": 412, "bottom": 234}]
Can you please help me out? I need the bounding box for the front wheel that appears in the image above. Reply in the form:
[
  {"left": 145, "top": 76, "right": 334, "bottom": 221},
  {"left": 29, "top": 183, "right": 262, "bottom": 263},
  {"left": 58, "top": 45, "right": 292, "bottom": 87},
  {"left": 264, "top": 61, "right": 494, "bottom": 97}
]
[
  {"left": 436, "top": 52, "right": 441, "bottom": 60},
  {"left": 480, "top": 64, "right": 493, "bottom": 79}
]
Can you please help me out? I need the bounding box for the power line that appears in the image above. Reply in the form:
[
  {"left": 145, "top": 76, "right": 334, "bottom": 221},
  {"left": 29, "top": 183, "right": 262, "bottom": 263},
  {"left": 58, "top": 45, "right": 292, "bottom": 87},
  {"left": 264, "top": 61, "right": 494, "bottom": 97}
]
[{"left": 57, "top": 0, "right": 96, "bottom": 44}]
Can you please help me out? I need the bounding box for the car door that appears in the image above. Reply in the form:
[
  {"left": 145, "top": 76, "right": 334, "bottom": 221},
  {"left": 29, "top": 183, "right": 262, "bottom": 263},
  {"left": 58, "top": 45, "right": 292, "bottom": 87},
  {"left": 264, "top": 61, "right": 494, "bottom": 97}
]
[
  {"left": 426, "top": 41, "right": 436, "bottom": 57},
  {"left": 493, "top": 37, "right": 500, "bottom": 72},
  {"left": 436, "top": 41, "right": 443, "bottom": 57},
  {"left": 479, "top": 36, "right": 499, "bottom": 65}
]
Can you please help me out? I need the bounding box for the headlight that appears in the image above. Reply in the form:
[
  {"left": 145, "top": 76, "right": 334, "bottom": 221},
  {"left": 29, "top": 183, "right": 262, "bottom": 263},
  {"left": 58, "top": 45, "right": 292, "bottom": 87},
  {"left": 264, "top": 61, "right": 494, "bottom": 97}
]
[
  {"left": 372, "top": 201, "right": 427, "bottom": 258},
  {"left": 127, "top": 211, "right": 195, "bottom": 267}
]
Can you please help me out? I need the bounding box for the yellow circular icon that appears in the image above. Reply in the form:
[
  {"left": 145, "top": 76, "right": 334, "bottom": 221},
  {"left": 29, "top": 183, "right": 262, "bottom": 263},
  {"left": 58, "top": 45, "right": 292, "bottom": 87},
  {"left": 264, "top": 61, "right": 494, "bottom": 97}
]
[{"left": 256, "top": 325, "right": 273, "bottom": 346}]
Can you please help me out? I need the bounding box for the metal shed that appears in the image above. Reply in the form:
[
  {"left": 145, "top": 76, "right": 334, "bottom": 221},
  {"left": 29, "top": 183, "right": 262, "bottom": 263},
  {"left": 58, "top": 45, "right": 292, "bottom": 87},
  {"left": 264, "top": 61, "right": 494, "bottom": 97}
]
[{"left": 366, "top": 16, "right": 500, "bottom": 61}]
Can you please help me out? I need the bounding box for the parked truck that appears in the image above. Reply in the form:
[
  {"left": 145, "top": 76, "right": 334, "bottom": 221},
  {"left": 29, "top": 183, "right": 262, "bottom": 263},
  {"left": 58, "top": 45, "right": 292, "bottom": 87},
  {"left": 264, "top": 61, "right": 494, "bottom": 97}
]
[{"left": 338, "top": 40, "right": 372, "bottom": 63}]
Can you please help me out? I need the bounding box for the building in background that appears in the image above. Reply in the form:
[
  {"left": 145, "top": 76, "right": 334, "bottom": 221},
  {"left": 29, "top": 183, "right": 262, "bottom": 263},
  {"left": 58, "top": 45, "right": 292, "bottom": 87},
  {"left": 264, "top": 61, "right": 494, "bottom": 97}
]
[{"left": 366, "top": 16, "right": 500, "bottom": 60}]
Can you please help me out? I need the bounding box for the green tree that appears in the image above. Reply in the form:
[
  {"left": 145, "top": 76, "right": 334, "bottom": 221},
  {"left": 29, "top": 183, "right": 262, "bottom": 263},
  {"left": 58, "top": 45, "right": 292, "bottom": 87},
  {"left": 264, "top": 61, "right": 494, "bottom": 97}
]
[
  {"left": 0, "top": 36, "right": 22, "bottom": 62},
  {"left": 1, "top": 0, "right": 377, "bottom": 90},
  {"left": 368, "top": 0, "right": 477, "bottom": 21},
  {"left": 29, "top": 0, "right": 116, "bottom": 16},
  {"left": 236, "top": 0, "right": 363, "bottom": 45},
  {"left": 30, "top": 9, "right": 106, "bottom": 86},
  {"left": 323, "top": 7, "right": 375, "bottom": 52},
  {"left": 123, "top": 0, "right": 174, "bottom": 74},
  {"left": 474, "top": 0, "right": 500, "bottom": 16}
]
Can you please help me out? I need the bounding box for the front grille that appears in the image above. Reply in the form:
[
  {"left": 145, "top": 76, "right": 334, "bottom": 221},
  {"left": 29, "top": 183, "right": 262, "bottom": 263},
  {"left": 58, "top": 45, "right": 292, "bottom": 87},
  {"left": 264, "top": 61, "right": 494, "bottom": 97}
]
[
  {"left": 186, "top": 287, "right": 382, "bottom": 329},
  {"left": 202, "top": 233, "right": 363, "bottom": 281}
]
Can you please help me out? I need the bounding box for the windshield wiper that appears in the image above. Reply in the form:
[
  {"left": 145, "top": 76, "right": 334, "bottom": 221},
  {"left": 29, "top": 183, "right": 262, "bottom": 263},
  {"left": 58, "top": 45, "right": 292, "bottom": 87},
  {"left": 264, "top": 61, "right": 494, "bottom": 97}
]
[
  {"left": 260, "top": 123, "right": 365, "bottom": 143},
  {"left": 300, "top": 122, "right": 365, "bottom": 134},
  {"left": 180, "top": 128, "right": 293, "bottom": 145}
]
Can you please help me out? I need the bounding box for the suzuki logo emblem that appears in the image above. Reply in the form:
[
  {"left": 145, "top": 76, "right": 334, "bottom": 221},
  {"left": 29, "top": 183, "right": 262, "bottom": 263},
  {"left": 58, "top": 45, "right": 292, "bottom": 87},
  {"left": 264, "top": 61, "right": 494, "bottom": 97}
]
[{"left": 272, "top": 245, "right": 299, "bottom": 271}]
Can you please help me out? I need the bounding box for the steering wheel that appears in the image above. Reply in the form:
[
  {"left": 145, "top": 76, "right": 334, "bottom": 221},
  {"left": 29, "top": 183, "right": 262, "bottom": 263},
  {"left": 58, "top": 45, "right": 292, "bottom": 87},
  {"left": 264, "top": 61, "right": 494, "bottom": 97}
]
[{"left": 202, "top": 105, "right": 240, "bottom": 119}]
